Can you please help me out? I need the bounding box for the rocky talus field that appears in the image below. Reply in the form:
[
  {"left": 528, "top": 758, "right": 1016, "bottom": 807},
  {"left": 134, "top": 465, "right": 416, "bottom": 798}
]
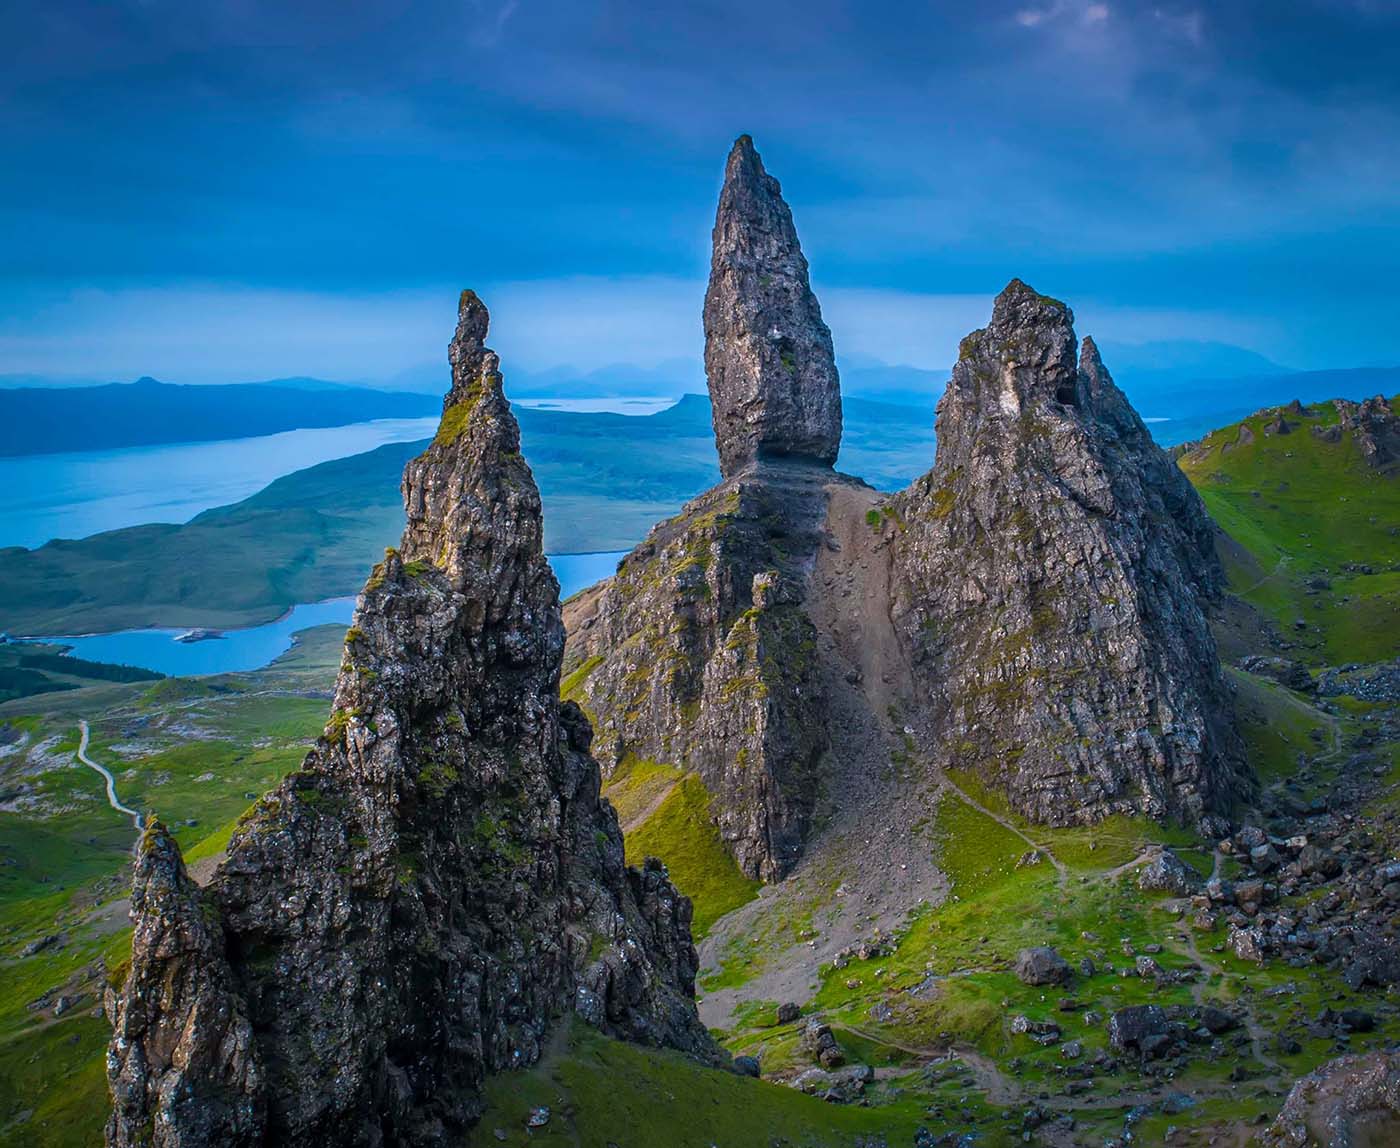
[{"left": 1, "top": 138, "right": 1399, "bottom": 1147}]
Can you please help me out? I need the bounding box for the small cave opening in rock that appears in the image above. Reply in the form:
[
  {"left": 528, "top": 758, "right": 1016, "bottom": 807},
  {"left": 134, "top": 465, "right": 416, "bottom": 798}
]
[{"left": 1055, "top": 381, "right": 1079, "bottom": 407}]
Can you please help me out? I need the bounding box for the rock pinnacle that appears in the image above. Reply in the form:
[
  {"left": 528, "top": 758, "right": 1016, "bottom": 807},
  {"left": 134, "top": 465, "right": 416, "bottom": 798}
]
[{"left": 703, "top": 135, "right": 842, "bottom": 478}]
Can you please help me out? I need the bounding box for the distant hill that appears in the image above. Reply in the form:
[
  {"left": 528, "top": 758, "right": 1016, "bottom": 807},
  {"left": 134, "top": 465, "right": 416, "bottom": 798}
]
[
  {"left": 0, "top": 376, "right": 441, "bottom": 457},
  {"left": 0, "top": 394, "right": 937, "bottom": 636}
]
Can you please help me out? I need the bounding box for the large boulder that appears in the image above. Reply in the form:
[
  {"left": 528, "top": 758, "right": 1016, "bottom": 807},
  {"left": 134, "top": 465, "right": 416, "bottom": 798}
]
[
  {"left": 1108, "top": 1005, "right": 1171, "bottom": 1057},
  {"left": 1261, "top": 1051, "right": 1400, "bottom": 1146},
  {"left": 1015, "top": 946, "right": 1073, "bottom": 986},
  {"left": 1138, "top": 849, "right": 1204, "bottom": 895}
]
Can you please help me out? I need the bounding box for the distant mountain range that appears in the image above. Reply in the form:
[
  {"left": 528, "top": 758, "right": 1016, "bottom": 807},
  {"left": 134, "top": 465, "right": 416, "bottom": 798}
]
[
  {"left": 6, "top": 350, "right": 1398, "bottom": 462},
  {"left": 0, "top": 376, "right": 440, "bottom": 457}
]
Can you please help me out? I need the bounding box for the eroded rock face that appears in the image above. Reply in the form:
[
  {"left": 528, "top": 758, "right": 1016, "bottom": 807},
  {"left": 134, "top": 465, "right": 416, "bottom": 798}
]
[
  {"left": 106, "top": 291, "right": 718, "bottom": 1148},
  {"left": 1315, "top": 395, "right": 1400, "bottom": 472},
  {"left": 887, "top": 280, "right": 1248, "bottom": 828},
  {"left": 1261, "top": 1051, "right": 1400, "bottom": 1147},
  {"left": 564, "top": 462, "right": 844, "bottom": 881},
  {"left": 704, "top": 134, "right": 842, "bottom": 478}
]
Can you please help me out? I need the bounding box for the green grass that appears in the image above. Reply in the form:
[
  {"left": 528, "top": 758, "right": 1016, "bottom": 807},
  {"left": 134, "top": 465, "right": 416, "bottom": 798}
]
[
  {"left": 465, "top": 1019, "right": 942, "bottom": 1148},
  {"left": 622, "top": 775, "right": 760, "bottom": 937},
  {"left": 1179, "top": 397, "right": 1400, "bottom": 664},
  {"left": 601, "top": 755, "right": 684, "bottom": 828},
  {"left": 1230, "top": 666, "right": 1331, "bottom": 784}
]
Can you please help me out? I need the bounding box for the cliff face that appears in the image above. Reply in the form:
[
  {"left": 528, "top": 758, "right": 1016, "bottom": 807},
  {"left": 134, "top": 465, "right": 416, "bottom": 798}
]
[
  {"left": 887, "top": 280, "right": 1247, "bottom": 827},
  {"left": 564, "top": 463, "right": 844, "bottom": 882},
  {"left": 106, "top": 292, "right": 717, "bottom": 1148},
  {"left": 564, "top": 138, "right": 849, "bottom": 883}
]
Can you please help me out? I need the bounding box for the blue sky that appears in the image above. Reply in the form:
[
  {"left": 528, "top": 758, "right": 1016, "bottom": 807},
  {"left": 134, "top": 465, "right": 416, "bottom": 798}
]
[{"left": 3, "top": 0, "right": 1399, "bottom": 383}]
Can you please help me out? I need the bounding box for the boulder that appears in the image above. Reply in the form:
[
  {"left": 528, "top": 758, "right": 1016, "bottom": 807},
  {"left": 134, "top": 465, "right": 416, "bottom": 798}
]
[
  {"left": 1015, "top": 946, "right": 1073, "bottom": 986},
  {"left": 1108, "top": 1005, "right": 1170, "bottom": 1056},
  {"left": 1138, "top": 849, "right": 1203, "bottom": 895},
  {"left": 1261, "top": 1051, "right": 1400, "bottom": 1147}
]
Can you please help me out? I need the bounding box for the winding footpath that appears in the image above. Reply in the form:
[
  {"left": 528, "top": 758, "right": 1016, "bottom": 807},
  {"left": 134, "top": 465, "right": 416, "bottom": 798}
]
[{"left": 77, "top": 720, "right": 143, "bottom": 832}]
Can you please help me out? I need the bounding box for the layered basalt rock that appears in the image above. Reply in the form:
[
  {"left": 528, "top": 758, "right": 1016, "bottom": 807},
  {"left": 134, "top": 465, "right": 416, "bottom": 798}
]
[
  {"left": 886, "top": 280, "right": 1247, "bottom": 827},
  {"left": 704, "top": 134, "right": 842, "bottom": 478},
  {"left": 106, "top": 291, "right": 718, "bottom": 1148},
  {"left": 564, "top": 138, "right": 850, "bottom": 883}
]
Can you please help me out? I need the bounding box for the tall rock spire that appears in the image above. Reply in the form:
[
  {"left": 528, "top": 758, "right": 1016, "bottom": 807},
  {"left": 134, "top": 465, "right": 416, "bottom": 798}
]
[
  {"left": 106, "top": 291, "right": 718, "bottom": 1148},
  {"left": 703, "top": 135, "right": 842, "bottom": 478}
]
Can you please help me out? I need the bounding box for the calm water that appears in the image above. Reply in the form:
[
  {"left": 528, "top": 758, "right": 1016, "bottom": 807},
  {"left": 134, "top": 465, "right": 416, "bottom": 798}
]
[
  {"left": 0, "top": 417, "right": 439, "bottom": 550},
  {"left": 514, "top": 396, "right": 678, "bottom": 415},
  {"left": 45, "top": 552, "right": 628, "bottom": 676}
]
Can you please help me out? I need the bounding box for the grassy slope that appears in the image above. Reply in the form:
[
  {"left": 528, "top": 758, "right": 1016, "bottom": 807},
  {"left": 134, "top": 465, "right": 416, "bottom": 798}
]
[
  {"left": 603, "top": 758, "right": 760, "bottom": 939},
  {"left": 0, "top": 628, "right": 344, "bottom": 1147},
  {"left": 1178, "top": 396, "right": 1400, "bottom": 664},
  {"left": 466, "top": 1020, "right": 932, "bottom": 1148}
]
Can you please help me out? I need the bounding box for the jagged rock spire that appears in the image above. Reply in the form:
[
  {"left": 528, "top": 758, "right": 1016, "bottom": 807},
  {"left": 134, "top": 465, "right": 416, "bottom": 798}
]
[
  {"left": 889, "top": 278, "right": 1247, "bottom": 829},
  {"left": 106, "top": 819, "right": 262, "bottom": 1148},
  {"left": 106, "top": 291, "right": 718, "bottom": 1148},
  {"left": 703, "top": 134, "right": 842, "bottom": 478}
]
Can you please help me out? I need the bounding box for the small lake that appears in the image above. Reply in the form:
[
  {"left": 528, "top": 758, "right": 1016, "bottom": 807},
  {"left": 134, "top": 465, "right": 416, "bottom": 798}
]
[
  {"left": 45, "top": 551, "right": 628, "bottom": 677},
  {"left": 0, "top": 417, "right": 440, "bottom": 550}
]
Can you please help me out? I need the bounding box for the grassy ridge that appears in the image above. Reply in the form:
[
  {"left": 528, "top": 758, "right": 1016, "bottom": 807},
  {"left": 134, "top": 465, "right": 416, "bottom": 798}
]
[
  {"left": 1178, "top": 397, "right": 1400, "bottom": 663},
  {"left": 607, "top": 764, "right": 761, "bottom": 938}
]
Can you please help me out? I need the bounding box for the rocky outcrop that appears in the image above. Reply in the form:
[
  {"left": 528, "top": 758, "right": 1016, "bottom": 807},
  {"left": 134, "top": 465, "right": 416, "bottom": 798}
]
[
  {"left": 106, "top": 291, "right": 718, "bottom": 1148},
  {"left": 1261, "top": 1051, "right": 1400, "bottom": 1147},
  {"left": 886, "top": 280, "right": 1247, "bottom": 828},
  {"left": 564, "top": 139, "right": 851, "bottom": 883},
  {"left": 704, "top": 134, "right": 842, "bottom": 479},
  {"left": 1312, "top": 395, "right": 1400, "bottom": 472},
  {"left": 568, "top": 153, "right": 1249, "bottom": 883}
]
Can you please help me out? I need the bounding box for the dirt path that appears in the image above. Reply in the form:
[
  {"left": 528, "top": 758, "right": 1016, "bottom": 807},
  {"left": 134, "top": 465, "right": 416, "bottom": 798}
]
[
  {"left": 1236, "top": 555, "right": 1291, "bottom": 598},
  {"left": 1173, "top": 895, "right": 1281, "bottom": 1073},
  {"left": 697, "top": 482, "right": 948, "bottom": 1029},
  {"left": 77, "top": 720, "right": 142, "bottom": 832}
]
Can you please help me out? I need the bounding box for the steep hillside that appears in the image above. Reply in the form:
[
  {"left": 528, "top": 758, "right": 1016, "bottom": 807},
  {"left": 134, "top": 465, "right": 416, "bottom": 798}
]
[{"left": 1178, "top": 395, "right": 1400, "bottom": 664}]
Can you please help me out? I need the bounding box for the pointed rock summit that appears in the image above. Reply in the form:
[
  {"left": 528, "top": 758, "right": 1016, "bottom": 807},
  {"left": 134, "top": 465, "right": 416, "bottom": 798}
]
[
  {"left": 887, "top": 279, "right": 1247, "bottom": 827},
  {"left": 564, "top": 139, "right": 858, "bottom": 882},
  {"left": 704, "top": 135, "right": 842, "bottom": 478},
  {"left": 106, "top": 291, "right": 718, "bottom": 1148}
]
